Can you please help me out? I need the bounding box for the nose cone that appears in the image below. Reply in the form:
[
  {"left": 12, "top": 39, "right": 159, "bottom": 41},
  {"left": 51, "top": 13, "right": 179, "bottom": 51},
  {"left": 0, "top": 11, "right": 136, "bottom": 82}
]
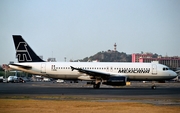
[{"left": 171, "top": 71, "right": 177, "bottom": 78}]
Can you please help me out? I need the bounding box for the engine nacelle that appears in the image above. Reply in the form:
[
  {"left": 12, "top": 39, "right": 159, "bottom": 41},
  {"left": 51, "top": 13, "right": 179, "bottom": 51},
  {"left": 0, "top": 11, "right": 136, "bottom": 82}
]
[{"left": 103, "top": 76, "right": 127, "bottom": 86}]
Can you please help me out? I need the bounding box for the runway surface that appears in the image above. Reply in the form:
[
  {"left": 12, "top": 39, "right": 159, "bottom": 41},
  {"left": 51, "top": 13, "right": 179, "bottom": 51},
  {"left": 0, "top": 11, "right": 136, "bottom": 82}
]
[
  {"left": 0, "top": 81, "right": 180, "bottom": 97},
  {"left": 1, "top": 81, "right": 180, "bottom": 105}
]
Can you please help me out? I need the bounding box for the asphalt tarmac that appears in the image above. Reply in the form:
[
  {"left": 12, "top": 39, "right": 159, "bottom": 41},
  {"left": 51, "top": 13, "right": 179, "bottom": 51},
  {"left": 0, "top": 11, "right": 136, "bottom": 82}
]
[
  {"left": 0, "top": 82, "right": 180, "bottom": 105},
  {"left": 0, "top": 81, "right": 180, "bottom": 98}
]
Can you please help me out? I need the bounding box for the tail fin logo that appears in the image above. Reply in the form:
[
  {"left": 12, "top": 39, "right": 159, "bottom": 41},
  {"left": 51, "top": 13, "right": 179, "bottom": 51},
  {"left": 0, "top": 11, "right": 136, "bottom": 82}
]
[{"left": 16, "top": 42, "right": 32, "bottom": 62}]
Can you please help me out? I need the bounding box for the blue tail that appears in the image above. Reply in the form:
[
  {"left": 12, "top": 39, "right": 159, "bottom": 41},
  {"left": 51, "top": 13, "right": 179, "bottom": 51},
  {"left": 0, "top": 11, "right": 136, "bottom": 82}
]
[{"left": 12, "top": 35, "right": 45, "bottom": 63}]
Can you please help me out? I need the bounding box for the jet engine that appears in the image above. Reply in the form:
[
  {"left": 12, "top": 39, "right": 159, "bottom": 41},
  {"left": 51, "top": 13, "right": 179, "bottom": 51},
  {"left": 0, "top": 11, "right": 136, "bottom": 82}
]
[{"left": 102, "top": 76, "right": 127, "bottom": 86}]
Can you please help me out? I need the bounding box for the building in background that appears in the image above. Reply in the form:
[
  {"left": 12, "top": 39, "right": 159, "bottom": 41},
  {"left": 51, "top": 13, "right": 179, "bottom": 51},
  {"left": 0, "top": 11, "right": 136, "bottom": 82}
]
[
  {"left": 47, "top": 58, "right": 56, "bottom": 62},
  {"left": 132, "top": 52, "right": 180, "bottom": 69},
  {"left": 132, "top": 52, "right": 153, "bottom": 62},
  {"left": 114, "top": 43, "right": 117, "bottom": 51}
]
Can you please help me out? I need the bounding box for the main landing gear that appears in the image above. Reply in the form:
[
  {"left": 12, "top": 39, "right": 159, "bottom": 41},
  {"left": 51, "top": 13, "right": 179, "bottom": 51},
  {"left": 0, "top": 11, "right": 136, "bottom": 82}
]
[
  {"left": 151, "top": 85, "right": 156, "bottom": 89},
  {"left": 93, "top": 82, "right": 101, "bottom": 89},
  {"left": 87, "top": 81, "right": 101, "bottom": 89}
]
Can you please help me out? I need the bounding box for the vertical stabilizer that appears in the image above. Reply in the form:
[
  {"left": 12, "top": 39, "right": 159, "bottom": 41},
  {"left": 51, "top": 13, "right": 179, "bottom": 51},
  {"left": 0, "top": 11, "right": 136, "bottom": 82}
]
[{"left": 12, "top": 35, "right": 45, "bottom": 63}]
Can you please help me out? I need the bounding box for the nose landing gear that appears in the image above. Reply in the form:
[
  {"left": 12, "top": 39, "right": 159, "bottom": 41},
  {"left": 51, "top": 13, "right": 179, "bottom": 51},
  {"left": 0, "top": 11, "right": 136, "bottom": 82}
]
[{"left": 151, "top": 81, "right": 156, "bottom": 89}]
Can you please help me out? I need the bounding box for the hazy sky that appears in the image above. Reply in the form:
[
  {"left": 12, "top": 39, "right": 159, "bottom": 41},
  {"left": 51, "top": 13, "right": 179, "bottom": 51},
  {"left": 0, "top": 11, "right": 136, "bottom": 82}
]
[{"left": 0, "top": 0, "right": 180, "bottom": 64}]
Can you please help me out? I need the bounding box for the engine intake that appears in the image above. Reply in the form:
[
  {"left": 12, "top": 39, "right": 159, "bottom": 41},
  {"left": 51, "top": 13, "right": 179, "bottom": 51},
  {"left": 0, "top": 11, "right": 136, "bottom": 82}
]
[{"left": 103, "top": 76, "right": 127, "bottom": 86}]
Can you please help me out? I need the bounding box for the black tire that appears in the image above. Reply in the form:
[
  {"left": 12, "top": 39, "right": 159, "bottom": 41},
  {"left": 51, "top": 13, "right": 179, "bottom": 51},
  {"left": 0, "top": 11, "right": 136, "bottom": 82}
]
[
  {"left": 151, "top": 85, "right": 156, "bottom": 90},
  {"left": 93, "top": 83, "right": 100, "bottom": 89}
]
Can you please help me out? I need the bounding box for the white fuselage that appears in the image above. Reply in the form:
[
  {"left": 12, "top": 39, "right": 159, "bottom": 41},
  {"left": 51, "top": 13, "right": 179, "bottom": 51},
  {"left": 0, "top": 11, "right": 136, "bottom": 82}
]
[{"left": 9, "top": 62, "right": 177, "bottom": 81}]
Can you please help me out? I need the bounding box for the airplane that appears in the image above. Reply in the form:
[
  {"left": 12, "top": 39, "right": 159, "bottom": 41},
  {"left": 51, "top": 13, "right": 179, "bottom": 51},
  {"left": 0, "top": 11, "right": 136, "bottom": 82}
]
[{"left": 8, "top": 35, "right": 177, "bottom": 89}]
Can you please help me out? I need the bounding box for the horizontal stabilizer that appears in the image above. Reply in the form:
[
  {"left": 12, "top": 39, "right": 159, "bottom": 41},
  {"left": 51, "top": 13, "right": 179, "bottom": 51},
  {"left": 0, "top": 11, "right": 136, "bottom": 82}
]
[
  {"left": 10, "top": 64, "right": 32, "bottom": 69},
  {"left": 1, "top": 64, "right": 10, "bottom": 70}
]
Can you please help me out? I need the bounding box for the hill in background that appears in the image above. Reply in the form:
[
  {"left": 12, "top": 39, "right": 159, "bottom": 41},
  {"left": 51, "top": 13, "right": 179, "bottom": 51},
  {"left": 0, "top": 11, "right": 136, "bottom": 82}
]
[{"left": 74, "top": 50, "right": 132, "bottom": 62}]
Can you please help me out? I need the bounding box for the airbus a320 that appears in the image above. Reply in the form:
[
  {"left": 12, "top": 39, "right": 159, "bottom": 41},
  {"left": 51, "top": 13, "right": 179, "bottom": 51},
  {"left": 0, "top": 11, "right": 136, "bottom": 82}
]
[{"left": 8, "top": 35, "right": 177, "bottom": 89}]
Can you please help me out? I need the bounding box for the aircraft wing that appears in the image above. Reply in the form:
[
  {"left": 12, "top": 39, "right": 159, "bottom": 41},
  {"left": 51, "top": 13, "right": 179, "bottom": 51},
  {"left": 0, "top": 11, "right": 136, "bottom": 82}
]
[
  {"left": 10, "top": 64, "right": 32, "bottom": 69},
  {"left": 71, "top": 66, "right": 114, "bottom": 79}
]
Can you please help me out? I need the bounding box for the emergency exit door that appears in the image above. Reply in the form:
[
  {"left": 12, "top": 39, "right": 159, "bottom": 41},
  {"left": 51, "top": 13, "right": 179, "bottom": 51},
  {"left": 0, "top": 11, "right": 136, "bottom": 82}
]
[
  {"left": 41, "top": 63, "right": 46, "bottom": 73},
  {"left": 152, "top": 64, "right": 157, "bottom": 75}
]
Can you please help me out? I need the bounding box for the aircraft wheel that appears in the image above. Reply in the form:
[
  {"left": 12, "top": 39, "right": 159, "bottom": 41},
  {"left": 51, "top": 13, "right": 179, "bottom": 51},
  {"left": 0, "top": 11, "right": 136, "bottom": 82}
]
[
  {"left": 151, "top": 85, "right": 156, "bottom": 90},
  {"left": 93, "top": 83, "right": 100, "bottom": 89}
]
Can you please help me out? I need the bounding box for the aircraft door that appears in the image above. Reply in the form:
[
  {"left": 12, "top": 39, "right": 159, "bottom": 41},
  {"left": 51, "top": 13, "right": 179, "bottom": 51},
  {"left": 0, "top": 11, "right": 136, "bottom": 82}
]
[
  {"left": 41, "top": 63, "right": 46, "bottom": 73},
  {"left": 152, "top": 64, "right": 157, "bottom": 75}
]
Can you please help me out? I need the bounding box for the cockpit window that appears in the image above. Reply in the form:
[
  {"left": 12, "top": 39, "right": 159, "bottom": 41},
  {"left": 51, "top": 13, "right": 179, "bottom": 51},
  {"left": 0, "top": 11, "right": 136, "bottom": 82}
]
[{"left": 163, "top": 67, "right": 169, "bottom": 71}]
